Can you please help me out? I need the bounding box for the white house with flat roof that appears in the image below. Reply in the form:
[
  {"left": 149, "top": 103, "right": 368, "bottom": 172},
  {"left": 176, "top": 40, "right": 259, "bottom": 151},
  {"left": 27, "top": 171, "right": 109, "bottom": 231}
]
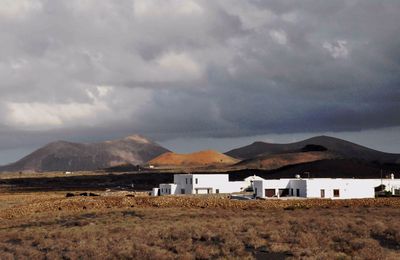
[
  {"left": 253, "top": 174, "right": 400, "bottom": 199},
  {"left": 154, "top": 174, "right": 257, "bottom": 196}
]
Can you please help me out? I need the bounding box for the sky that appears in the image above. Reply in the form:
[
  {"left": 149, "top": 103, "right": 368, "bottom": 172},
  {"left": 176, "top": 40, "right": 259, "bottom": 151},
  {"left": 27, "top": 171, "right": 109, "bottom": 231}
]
[{"left": 0, "top": 0, "right": 400, "bottom": 164}]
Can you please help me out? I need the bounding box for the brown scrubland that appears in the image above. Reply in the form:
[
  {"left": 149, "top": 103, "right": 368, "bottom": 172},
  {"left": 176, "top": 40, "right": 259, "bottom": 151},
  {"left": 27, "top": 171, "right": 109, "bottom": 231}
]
[{"left": 0, "top": 192, "right": 400, "bottom": 259}]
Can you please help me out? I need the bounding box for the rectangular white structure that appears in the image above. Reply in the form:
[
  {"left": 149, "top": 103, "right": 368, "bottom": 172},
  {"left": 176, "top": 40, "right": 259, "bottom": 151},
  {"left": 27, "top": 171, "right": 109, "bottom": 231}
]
[{"left": 254, "top": 177, "right": 400, "bottom": 199}]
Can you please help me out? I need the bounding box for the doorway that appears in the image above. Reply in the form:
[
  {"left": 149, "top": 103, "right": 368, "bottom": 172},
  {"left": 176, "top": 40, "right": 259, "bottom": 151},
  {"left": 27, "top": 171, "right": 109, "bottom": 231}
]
[
  {"left": 265, "top": 189, "right": 275, "bottom": 197},
  {"left": 279, "top": 189, "right": 289, "bottom": 197}
]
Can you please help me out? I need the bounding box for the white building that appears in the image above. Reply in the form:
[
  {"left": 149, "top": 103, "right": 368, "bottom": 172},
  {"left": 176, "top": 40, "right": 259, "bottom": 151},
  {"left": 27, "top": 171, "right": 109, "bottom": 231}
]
[
  {"left": 253, "top": 175, "right": 400, "bottom": 199},
  {"left": 155, "top": 174, "right": 255, "bottom": 196},
  {"left": 151, "top": 173, "right": 400, "bottom": 199}
]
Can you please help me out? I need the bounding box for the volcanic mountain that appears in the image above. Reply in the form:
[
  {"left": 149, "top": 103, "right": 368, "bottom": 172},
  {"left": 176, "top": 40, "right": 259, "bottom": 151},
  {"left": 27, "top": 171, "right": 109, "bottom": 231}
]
[
  {"left": 0, "top": 135, "right": 169, "bottom": 172},
  {"left": 226, "top": 136, "right": 400, "bottom": 164},
  {"left": 148, "top": 150, "right": 239, "bottom": 168}
]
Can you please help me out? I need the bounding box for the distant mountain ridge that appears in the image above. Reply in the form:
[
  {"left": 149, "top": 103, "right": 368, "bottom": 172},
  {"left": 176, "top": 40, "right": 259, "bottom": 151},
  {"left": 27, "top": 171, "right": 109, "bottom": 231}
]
[
  {"left": 0, "top": 134, "right": 169, "bottom": 172},
  {"left": 226, "top": 136, "right": 400, "bottom": 163}
]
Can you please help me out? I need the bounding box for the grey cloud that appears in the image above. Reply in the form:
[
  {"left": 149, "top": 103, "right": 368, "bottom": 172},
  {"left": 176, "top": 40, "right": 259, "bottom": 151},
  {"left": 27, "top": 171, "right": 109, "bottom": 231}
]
[{"left": 0, "top": 0, "right": 400, "bottom": 163}]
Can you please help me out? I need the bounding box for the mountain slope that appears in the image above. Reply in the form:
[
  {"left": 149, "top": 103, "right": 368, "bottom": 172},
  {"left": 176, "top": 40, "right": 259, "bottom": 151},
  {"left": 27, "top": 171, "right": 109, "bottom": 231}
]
[
  {"left": 0, "top": 135, "right": 169, "bottom": 172},
  {"left": 267, "top": 159, "right": 400, "bottom": 179},
  {"left": 235, "top": 151, "right": 338, "bottom": 170},
  {"left": 226, "top": 136, "right": 400, "bottom": 163},
  {"left": 148, "top": 150, "right": 239, "bottom": 167}
]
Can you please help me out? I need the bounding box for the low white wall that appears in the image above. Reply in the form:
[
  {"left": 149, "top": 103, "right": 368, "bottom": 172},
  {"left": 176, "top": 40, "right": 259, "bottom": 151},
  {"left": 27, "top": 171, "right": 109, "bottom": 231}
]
[{"left": 224, "top": 181, "right": 246, "bottom": 193}]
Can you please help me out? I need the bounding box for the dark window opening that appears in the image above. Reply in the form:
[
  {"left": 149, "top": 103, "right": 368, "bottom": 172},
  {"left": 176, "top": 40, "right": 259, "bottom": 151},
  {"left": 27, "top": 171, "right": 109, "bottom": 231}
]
[
  {"left": 333, "top": 189, "right": 340, "bottom": 197},
  {"left": 279, "top": 189, "right": 289, "bottom": 197}
]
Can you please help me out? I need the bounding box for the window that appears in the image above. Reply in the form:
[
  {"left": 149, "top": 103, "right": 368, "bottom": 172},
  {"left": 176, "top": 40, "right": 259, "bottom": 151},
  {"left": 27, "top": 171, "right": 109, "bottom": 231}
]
[
  {"left": 296, "top": 189, "right": 300, "bottom": 197},
  {"left": 320, "top": 189, "right": 325, "bottom": 198},
  {"left": 186, "top": 178, "right": 188, "bottom": 184},
  {"left": 255, "top": 188, "right": 257, "bottom": 195},
  {"left": 216, "top": 189, "right": 219, "bottom": 194},
  {"left": 181, "top": 189, "right": 185, "bottom": 194},
  {"left": 195, "top": 178, "right": 198, "bottom": 184},
  {"left": 333, "top": 189, "right": 340, "bottom": 197},
  {"left": 190, "top": 178, "right": 192, "bottom": 184},
  {"left": 290, "top": 189, "right": 294, "bottom": 196}
]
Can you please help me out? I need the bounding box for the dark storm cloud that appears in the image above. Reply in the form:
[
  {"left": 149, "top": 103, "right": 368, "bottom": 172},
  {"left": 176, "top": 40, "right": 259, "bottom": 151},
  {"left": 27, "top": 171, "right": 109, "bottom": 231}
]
[{"left": 0, "top": 0, "right": 400, "bottom": 161}]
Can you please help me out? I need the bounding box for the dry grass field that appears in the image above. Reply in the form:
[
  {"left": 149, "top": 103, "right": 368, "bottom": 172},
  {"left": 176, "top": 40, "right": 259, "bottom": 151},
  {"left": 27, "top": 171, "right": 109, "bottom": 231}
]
[{"left": 0, "top": 192, "right": 400, "bottom": 259}]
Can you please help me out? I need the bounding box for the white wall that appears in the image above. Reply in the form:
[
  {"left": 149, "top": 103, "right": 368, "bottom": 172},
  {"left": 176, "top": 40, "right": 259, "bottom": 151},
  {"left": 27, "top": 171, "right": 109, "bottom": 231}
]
[
  {"left": 254, "top": 178, "right": 376, "bottom": 199},
  {"left": 289, "top": 179, "right": 307, "bottom": 197},
  {"left": 305, "top": 179, "right": 375, "bottom": 199},
  {"left": 173, "top": 174, "right": 193, "bottom": 194},
  {"left": 192, "top": 174, "right": 235, "bottom": 194},
  {"left": 224, "top": 181, "right": 247, "bottom": 193}
]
